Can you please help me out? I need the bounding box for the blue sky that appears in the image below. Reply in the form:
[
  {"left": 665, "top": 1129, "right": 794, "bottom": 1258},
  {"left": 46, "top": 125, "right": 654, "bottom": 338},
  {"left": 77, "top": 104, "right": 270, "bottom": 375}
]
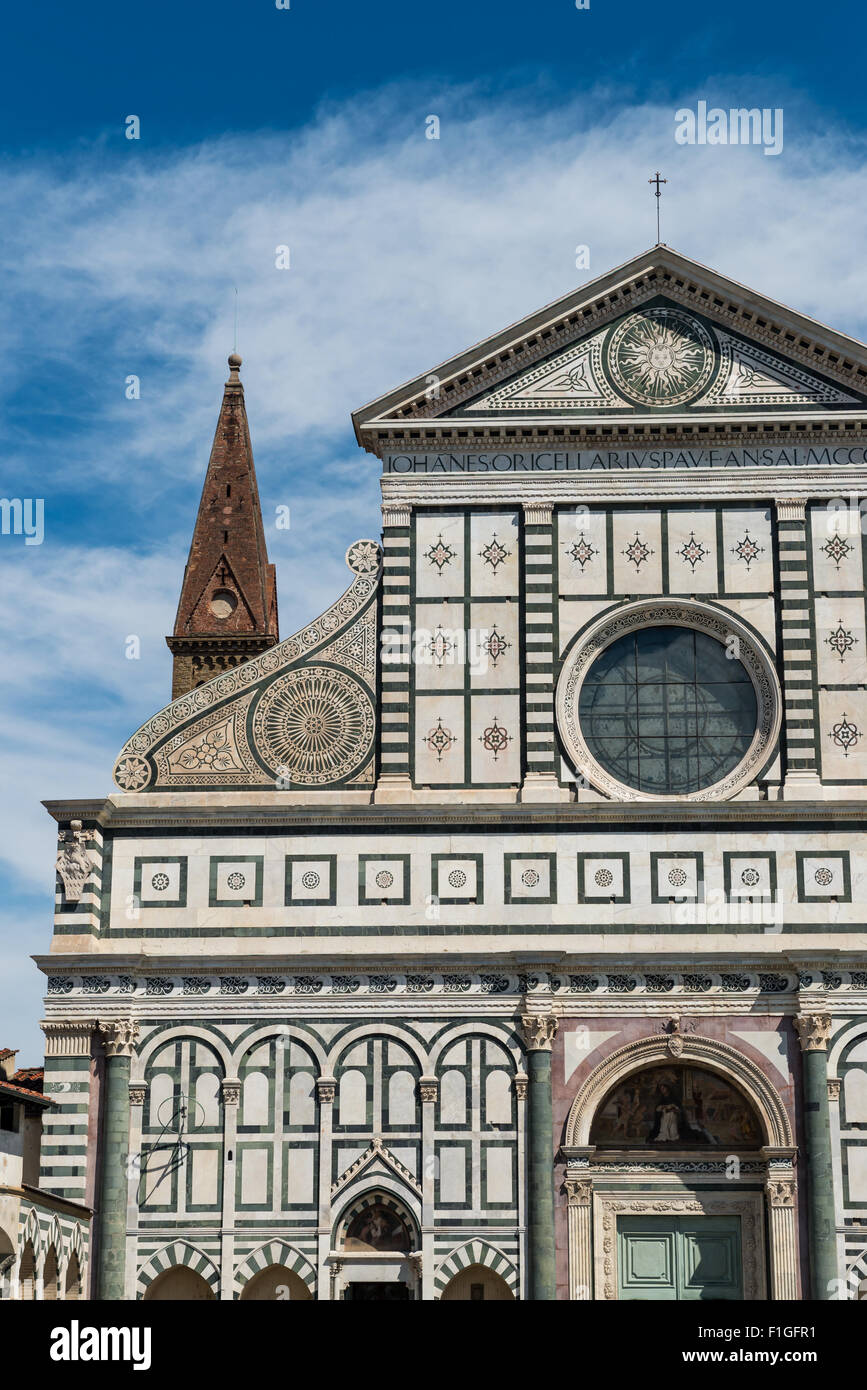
[{"left": 2, "top": 0, "right": 866, "bottom": 1059}]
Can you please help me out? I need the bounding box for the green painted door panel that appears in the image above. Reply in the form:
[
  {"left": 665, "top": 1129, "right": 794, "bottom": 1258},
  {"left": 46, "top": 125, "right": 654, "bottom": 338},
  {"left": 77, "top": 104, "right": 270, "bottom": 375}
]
[{"left": 618, "top": 1215, "right": 743, "bottom": 1301}]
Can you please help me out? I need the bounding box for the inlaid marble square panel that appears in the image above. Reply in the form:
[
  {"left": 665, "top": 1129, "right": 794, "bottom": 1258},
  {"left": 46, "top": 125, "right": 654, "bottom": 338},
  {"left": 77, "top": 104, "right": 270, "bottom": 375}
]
[
  {"left": 359, "top": 854, "right": 410, "bottom": 905},
  {"left": 415, "top": 513, "right": 464, "bottom": 598},
  {"left": 432, "top": 854, "right": 483, "bottom": 904},
  {"left": 504, "top": 852, "right": 556, "bottom": 904},
  {"left": 811, "top": 508, "right": 864, "bottom": 592},
  {"left": 577, "top": 853, "right": 630, "bottom": 903},
  {"left": 285, "top": 856, "right": 336, "bottom": 906},
  {"left": 558, "top": 599, "right": 611, "bottom": 655},
  {"left": 209, "top": 856, "right": 264, "bottom": 907},
  {"left": 723, "top": 852, "right": 777, "bottom": 900},
  {"left": 796, "top": 851, "right": 851, "bottom": 903},
  {"left": 611, "top": 511, "right": 662, "bottom": 595},
  {"left": 133, "top": 857, "right": 187, "bottom": 909},
  {"left": 666, "top": 511, "right": 718, "bottom": 595},
  {"left": 470, "top": 694, "right": 521, "bottom": 784},
  {"left": 815, "top": 597, "right": 867, "bottom": 685},
  {"left": 558, "top": 508, "right": 607, "bottom": 595},
  {"left": 819, "top": 690, "right": 867, "bottom": 780},
  {"left": 650, "top": 852, "right": 704, "bottom": 902},
  {"left": 414, "top": 695, "right": 463, "bottom": 785},
  {"left": 469, "top": 601, "right": 519, "bottom": 689},
  {"left": 721, "top": 507, "right": 773, "bottom": 593},
  {"left": 414, "top": 601, "right": 466, "bottom": 691},
  {"left": 470, "top": 511, "right": 520, "bottom": 596}
]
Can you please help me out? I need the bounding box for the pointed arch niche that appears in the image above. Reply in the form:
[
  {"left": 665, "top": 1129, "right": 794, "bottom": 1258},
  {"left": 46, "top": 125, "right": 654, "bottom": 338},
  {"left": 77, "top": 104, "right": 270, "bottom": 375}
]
[{"left": 561, "top": 1032, "right": 798, "bottom": 1301}]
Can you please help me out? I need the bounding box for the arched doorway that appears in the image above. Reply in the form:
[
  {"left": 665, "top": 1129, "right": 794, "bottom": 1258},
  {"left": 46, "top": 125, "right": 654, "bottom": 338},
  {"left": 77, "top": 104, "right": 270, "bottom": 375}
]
[
  {"left": 19, "top": 1241, "right": 36, "bottom": 1300},
  {"left": 143, "top": 1266, "right": 216, "bottom": 1300},
  {"left": 563, "top": 1033, "right": 796, "bottom": 1301},
  {"left": 332, "top": 1190, "right": 420, "bottom": 1300},
  {"left": 43, "top": 1246, "right": 59, "bottom": 1301},
  {"left": 240, "top": 1266, "right": 312, "bottom": 1301},
  {"left": 440, "top": 1265, "right": 515, "bottom": 1301},
  {"left": 65, "top": 1252, "right": 81, "bottom": 1300}
]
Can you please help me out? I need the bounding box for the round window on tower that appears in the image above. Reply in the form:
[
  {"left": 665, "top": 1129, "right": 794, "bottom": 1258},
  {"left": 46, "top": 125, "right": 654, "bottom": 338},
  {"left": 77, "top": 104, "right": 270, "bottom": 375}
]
[
  {"left": 556, "top": 601, "right": 781, "bottom": 802},
  {"left": 209, "top": 589, "right": 237, "bottom": 620}
]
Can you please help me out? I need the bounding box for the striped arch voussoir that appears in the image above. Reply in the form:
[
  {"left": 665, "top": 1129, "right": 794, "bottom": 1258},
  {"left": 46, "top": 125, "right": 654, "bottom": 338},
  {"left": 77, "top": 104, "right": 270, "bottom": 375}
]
[
  {"left": 434, "top": 1241, "right": 519, "bottom": 1297},
  {"left": 233, "top": 1241, "right": 316, "bottom": 1298},
  {"left": 135, "top": 1241, "right": 220, "bottom": 1299}
]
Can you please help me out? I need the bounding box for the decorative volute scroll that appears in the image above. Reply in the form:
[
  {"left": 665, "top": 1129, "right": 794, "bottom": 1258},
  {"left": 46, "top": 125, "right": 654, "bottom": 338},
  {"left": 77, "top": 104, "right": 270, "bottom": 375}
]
[
  {"left": 113, "top": 540, "right": 382, "bottom": 793},
  {"left": 793, "top": 1013, "right": 833, "bottom": 1052},
  {"left": 55, "top": 821, "right": 96, "bottom": 901}
]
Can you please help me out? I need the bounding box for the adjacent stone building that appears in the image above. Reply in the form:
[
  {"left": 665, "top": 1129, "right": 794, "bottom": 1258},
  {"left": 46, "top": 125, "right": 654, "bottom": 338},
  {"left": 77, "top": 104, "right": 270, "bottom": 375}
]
[{"left": 36, "top": 247, "right": 867, "bottom": 1299}]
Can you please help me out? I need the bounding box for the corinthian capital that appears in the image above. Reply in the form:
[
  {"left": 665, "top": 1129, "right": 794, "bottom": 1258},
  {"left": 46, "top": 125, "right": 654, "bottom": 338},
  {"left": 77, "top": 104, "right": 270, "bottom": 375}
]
[
  {"left": 793, "top": 1013, "right": 832, "bottom": 1053},
  {"left": 519, "top": 1012, "right": 559, "bottom": 1052},
  {"left": 97, "top": 1019, "right": 140, "bottom": 1058}
]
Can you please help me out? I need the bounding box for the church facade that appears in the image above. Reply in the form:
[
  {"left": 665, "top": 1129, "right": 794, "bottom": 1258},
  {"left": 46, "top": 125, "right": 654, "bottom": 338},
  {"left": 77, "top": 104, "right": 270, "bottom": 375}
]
[{"left": 35, "top": 247, "right": 867, "bottom": 1300}]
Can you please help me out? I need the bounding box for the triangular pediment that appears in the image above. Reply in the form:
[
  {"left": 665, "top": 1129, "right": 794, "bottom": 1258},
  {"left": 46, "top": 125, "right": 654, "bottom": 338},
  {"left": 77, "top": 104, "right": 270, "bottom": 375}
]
[{"left": 353, "top": 247, "right": 867, "bottom": 442}]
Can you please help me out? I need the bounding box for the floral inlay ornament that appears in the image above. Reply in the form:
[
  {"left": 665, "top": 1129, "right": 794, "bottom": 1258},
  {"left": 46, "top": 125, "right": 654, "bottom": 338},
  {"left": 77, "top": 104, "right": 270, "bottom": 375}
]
[
  {"left": 594, "top": 867, "right": 614, "bottom": 888},
  {"left": 622, "top": 531, "right": 654, "bottom": 571},
  {"left": 300, "top": 871, "right": 321, "bottom": 890},
  {"left": 826, "top": 621, "right": 857, "bottom": 663},
  {"left": 830, "top": 714, "right": 860, "bottom": 757},
  {"left": 375, "top": 870, "right": 394, "bottom": 890},
  {"left": 226, "top": 871, "right": 246, "bottom": 891},
  {"left": 521, "top": 868, "right": 540, "bottom": 887},
  {"left": 483, "top": 626, "right": 511, "bottom": 666},
  {"left": 814, "top": 866, "right": 834, "bottom": 886},
  {"left": 478, "top": 532, "right": 511, "bottom": 572},
  {"left": 114, "top": 754, "right": 151, "bottom": 791},
  {"left": 252, "top": 665, "right": 375, "bottom": 786},
  {"left": 479, "top": 716, "right": 511, "bottom": 760},
  {"left": 667, "top": 866, "right": 688, "bottom": 888},
  {"left": 607, "top": 307, "right": 716, "bottom": 407},
  {"left": 731, "top": 531, "right": 765, "bottom": 570},
  {"left": 428, "top": 625, "right": 454, "bottom": 666},
  {"left": 448, "top": 869, "right": 467, "bottom": 888},
  {"left": 177, "top": 725, "right": 237, "bottom": 772},
  {"left": 822, "top": 534, "right": 853, "bottom": 570},
  {"left": 425, "top": 717, "right": 457, "bottom": 762},
  {"left": 678, "top": 530, "right": 708, "bottom": 571},
  {"left": 568, "top": 533, "right": 598, "bottom": 571},
  {"left": 150, "top": 872, "right": 170, "bottom": 892},
  {"left": 740, "top": 867, "right": 761, "bottom": 887},
  {"left": 426, "top": 533, "right": 456, "bottom": 574},
  {"left": 345, "top": 539, "right": 382, "bottom": 576}
]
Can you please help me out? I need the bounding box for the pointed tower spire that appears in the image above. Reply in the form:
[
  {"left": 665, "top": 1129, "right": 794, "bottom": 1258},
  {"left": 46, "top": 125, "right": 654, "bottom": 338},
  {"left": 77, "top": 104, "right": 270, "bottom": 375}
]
[{"left": 167, "top": 354, "right": 279, "bottom": 698}]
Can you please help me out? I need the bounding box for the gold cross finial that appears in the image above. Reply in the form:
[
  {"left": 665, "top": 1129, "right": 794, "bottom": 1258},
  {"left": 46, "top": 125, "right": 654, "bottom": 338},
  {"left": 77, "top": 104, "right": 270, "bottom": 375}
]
[{"left": 648, "top": 171, "right": 668, "bottom": 243}]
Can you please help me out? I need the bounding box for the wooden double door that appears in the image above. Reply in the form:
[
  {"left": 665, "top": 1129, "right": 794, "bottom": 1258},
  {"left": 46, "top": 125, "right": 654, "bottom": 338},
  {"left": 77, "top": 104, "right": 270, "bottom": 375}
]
[{"left": 618, "top": 1215, "right": 743, "bottom": 1300}]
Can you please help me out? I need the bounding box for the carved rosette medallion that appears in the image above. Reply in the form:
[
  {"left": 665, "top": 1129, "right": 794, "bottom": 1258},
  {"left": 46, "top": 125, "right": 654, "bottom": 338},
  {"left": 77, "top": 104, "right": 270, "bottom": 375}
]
[{"left": 252, "top": 664, "right": 375, "bottom": 786}]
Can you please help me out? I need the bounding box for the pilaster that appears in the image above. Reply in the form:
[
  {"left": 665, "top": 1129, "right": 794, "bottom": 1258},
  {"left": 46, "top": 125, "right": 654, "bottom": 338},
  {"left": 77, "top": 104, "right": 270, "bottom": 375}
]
[
  {"left": 220, "top": 1077, "right": 240, "bottom": 1299},
  {"left": 518, "top": 1009, "right": 558, "bottom": 1300},
  {"left": 375, "top": 502, "right": 413, "bottom": 800},
  {"left": 775, "top": 497, "right": 821, "bottom": 797},
  {"left": 794, "top": 1012, "right": 837, "bottom": 1298},
  {"left": 564, "top": 1173, "right": 593, "bottom": 1300},
  {"left": 520, "top": 502, "right": 565, "bottom": 802},
  {"left": 95, "top": 1019, "right": 140, "bottom": 1301},
  {"left": 316, "top": 1075, "right": 337, "bottom": 1298}
]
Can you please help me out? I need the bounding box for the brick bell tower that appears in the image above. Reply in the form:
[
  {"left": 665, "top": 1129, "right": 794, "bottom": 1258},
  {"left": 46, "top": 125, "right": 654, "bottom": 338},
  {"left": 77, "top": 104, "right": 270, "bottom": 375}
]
[{"left": 167, "top": 353, "right": 279, "bottom": 698}]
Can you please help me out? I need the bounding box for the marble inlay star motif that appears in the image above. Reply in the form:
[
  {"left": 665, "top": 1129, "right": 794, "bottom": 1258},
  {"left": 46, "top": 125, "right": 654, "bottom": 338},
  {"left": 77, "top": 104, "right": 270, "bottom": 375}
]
[
  {"left": 568, "top": 532, "right": 598, "bottom": 571},
  {"left": 479, "top": 716, "right": 510, "bottom": 760},
  {"left": 426, "top": 533, "right": 456, "bottom": 574},
  {"left": 425, "top": 717, "right": 457, "bottom": 761},
  {"left": 731, "top": 531, "right": 765, "bottom": 570},
  {"left": 483, "top": 625, "right": 511, "bottom": 666},
  {"left": 822, "top": 533, "right": 852, "bottom": 570},
  {"left": 678, "top": 530, "right": 708, "bottom": 571},
  {"left": 622, "top": 531, "right": 654, "bottom": 571},
  {"left": 830, "top": 714, "right": 860, "bottom": 757},
  {"left": 478, "top": 532, "right": 511, "bottom": 572},
  {"left": 826, "top": 621, "right": 857, "bottom": 663},
  {"left": 428, "top": 625, "right": 454, "bottom": 666}
]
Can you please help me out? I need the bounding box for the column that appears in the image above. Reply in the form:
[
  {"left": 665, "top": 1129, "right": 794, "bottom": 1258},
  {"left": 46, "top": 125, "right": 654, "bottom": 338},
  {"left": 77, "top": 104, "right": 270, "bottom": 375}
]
[
  {"left": 125, "top": 1080, "right": 147, "bottom": 1299},
  {"left": 521, "top": 503, "right": 565, "bottom": 802},
  {"left": 316, "top": 1075, "right": 337, "bottom": 1298},
  {"left": 762, "top": 1148, "right": 799, "bottom": 1299},
  {"left": 375, "top": 503, "right": 413, "bottom": 800},
  {"left": 95, "top": 1019, "right": 140, "bottom": 1301},
  {"left": 419, "top": 1076, "right": 438, "bottom": 1301},
  {"left": 794, "top": 1013, "right": 837, "bottom": 1298},
  {"left": 564, "top": 1173, "right": 593, "bottom": 1299},
  {"left": 220, "top": 1077, "right": 240, "bottom": 1299},
  {"left": 775, "top": 498, "right": 821, "bottom": 797},
  {"left": 519, "top": 1012, "right": 558, "bottom": 1300}
]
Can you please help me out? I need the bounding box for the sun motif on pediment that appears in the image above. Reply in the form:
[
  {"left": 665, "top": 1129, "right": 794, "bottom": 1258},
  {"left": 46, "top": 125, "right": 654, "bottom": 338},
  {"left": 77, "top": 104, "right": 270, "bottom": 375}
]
[{"left": 607, "top": 307, "right": 716, "bottom": 408}]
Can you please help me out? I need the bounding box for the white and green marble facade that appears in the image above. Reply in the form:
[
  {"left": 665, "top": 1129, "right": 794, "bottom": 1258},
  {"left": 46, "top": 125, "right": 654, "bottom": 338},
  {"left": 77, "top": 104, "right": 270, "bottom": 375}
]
[{"left": 36, "top": 249, "right": 867, "bottom": 1299}]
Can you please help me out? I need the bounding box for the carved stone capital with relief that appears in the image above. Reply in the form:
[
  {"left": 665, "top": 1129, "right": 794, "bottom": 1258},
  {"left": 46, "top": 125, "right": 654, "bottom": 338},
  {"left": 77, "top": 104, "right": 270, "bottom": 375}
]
[
  {"left": 97, "top": 1019, "right": 140, "bottom": 1058},
  {"left": 523, "top": 502, "right": 553, "bottom": 526},
  {"left": 775, "top": 498, "right": 806, "bottom": 522},
  {"left": 221, "top": 1078, "right": 241, "bottom": 1106},
  {"left": 765, "top": 1178, "right": 796, "bottom": 1208},
  {"left": 316, "top": 1076, "right": 337, "bottom": 1104},
  {"left": 519, "top": 1012, "right": 559, "bottom": 1053},
  {"left": 128, "top": 1082, "right": 148, "bottom": 1106},
  {"left": 418, "top": 1077, "right": 438, "bottom": 1105},
  {"left": 513, "top": 1072, "right": 528, "bottom": 1101},
  {"left": 827, "top": 1078, "right": 841, "bottom": 1102},
  {"left": 41, "top": 1020, "right": 96, "bottom": 1057},
  {"left": 564, "top": 1176, "right": 593, "bottom": 1207},
  {"left": 793, "top": 1013, "right": 832, "bottom": 1053},
  {"left": 381, "top": 503, "right": 411, "bottom": 528}
]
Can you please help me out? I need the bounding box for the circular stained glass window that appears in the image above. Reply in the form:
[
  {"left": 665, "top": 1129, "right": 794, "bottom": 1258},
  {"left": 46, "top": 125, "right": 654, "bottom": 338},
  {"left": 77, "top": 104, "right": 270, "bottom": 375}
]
[{"left": 577, "top": 626, "right": 758, "bottom": 796}]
